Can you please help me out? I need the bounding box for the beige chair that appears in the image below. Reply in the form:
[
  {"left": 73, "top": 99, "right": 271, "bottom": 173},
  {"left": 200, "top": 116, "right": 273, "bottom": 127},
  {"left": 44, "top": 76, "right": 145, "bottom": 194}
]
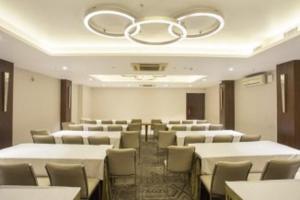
[
  {"left": 121, "top": 131, "right": 140, "bottom": 159},
  {"left": 101, "top": 120, "right": 113, "bottom": 124},
  {"left": 87, "top": 126, "right": 104, "bottom": 131},
  {"left": 197, "top": 120, "right": 208, "bottom": 124},
  {"left": 81, "top": 119, "right": 97, "bottom": 124},
  {"left": 68, "top": 125, "right": 84, "bottom": 131},
  {"left": 212, "top": 135, "right": 234, "bottom": 143},
  {"left": 62, "top": 136, "right": 84, "bottom": 144},
  {"left": 61, "top": 122, "right": 75, "bottom": 130},
  {"left": 46, "top": 163, "right": 99, "bottom": 200},
  {"left": 32, "top": 135, "right": 56, "bottom": 144},
  {"left": 115, "top": 120, "right": 128, "bottom": 125},
  {"left": 127, "top": 123, "right": 142, "bottom": 131},
  {"left": 201, "top": 161, "right": 252, "bottom": 200},
  {"left": 261, "top": 159, "right": 300, "bottom": 180},
  {"left": 30, "top": 130, "right": 49, "bottom": 136},
  {"left": 209, "top": 124, "right": 224, "bottom": 130},
  {"left": 171, "top": 125, "right": 187, "bottom": 131},
  {"left": 107, "top": 125, "right": 123, "bottom": 132},
  {"left": 182, "top": 120, "right": 193, "bottom": 124},
  {"left": 151, "top": 119, "right": 162, "bottom": 124},
  {"left": 131, "top": 119, "right": 142, "bottom": 124},
  {"left": 106, "top": 149, "right": 137, "bottom": 198},
  {"left": 87, "top": 136, "right": 110, "bottom": 145},
  {"left": 157, "top": 131, "right": 176, "bottom": 163},
  {"left": 191, "top": 125, "right": 206, "bottom": 131},
  {"left": 240, "top": 134, "right": 261, "bottom": 142},
  {"left": 152, "top": 123, "right": 168, "bottom": 140},
  {"left": 184, "top": 135, "right": 206, "bottom": 145},
  {"left": 169, "top": 120, "right": 180, "bottom": 124},
  {"left": 0, "top": 163, "right": 37, "bottom": 185}
]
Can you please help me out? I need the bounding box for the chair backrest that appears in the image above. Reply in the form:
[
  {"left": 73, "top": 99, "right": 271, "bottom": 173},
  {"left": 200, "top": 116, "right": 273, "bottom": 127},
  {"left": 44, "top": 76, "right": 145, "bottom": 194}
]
[
  {"left": 32, "top": 135, "right": 56, "bottom": 144},
  {"left": 261, "top": 159, "right": 300, "bottom": 180},
  {"left": 184, "top": 135, "right": 206, "bottom": 145},
  {"left": 61, "top": 122, "right": 75, "bottom": 130},
  {"left": 240, "top": 134, "right": 261, "bottom": 142},
  {"left": 191, "top": 125, "right": 206, "bottom": 131},
  {"left": 0, "top": 163, "right": 37, "bottom": 186},
  {"left": 46, "top": 163, "right": 89, "bottom": 199},
  {"left": 81, "top": 119, "right": 97, "bottom": 124},
  {"left": 88, "top": 136, "right": 110, "bottom": 145},
  {"left": 127, "top": 123, "right": 142, "bottom": 131},
  {"left": 115, "top": 120, "right": 128, "bottom": 125},
  {"left": 197, "top": 120, "right": 208, "bottom": 124},
  {"left": 68, "top": 125, "right": 84, "bottom": 131},
  {"left": 106, "top": 148, "right": 136, "bottom": 176},
  {"left": 131, "top": 119, "right": 142, "bottom": 124},
  {"left": 87, "top": 126, "right": 104, "bottom": 131},
  {"left": 158, "top": 131, "right": 176, "bottom": 149},
  {"left": 151, "top": 119, "right": 162, "bottom": 124},
  {"left": 30, "top": 130, "right": 49, "bottom": 136},
  {"left": 62, "top": 136, "right": 84, "bottom": 144},
  {"left": 169, "top": 120, "right": 180, "bottom": 124},
  {"left": 212, "top": 135, "right": 234, "bottom": 143},
  {"left": 102, "top": 120, "right": 113, "bottom": 124},
  {"left": 211, "top": 161, "right": 252, "bottom": 196},
  {"left": 171, "top": 126, "right": 187, "bottom": 131},
  {"left": 182, "top": 120, "right": 193, "bottom": 124},
  {"left": 107, "top": 125, "right": 123, "bottom": 132},
  {"left": 167, "top": 146, "right": 195, "bottom": 173},
  {"left": 121, "top": 131, "right": 140, "bottom": 149},
  {"left": 209, "top": 124, "right": 224, "bottom": 130},
  {"left": 152, "top": 123, "right": 168, "bottom": 137}
]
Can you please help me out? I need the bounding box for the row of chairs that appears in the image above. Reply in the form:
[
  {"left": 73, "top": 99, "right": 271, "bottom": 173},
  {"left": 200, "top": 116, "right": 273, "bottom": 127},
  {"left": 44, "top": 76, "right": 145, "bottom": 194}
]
[
  {"left": 62, "top": 123, "right": 142, "bottom": 132},
  {"left": 80, "top": 119, "right": 142, "bottom": 125}
]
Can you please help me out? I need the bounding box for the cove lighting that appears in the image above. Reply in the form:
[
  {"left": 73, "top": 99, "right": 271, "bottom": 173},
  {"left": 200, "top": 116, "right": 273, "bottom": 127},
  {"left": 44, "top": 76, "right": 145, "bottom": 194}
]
[{"left": 90, "top": 74, "right": 206, "bottom": 83}]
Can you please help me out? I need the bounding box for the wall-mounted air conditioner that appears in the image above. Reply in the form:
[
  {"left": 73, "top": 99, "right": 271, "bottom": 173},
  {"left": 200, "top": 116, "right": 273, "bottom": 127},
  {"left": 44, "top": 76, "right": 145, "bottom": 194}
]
[{"left": 241, "top": 73, "right": 267, "bottom": 87}]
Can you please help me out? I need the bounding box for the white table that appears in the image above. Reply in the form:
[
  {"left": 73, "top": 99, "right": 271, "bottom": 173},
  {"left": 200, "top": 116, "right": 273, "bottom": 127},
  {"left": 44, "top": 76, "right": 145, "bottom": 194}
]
[
  {"left": 190, "top": 141, "right": 300, "bottom": 175},
  {"left": 167, "top": 123, "right": 210, "bottom": 131},
  {"left": 0, "top": 186, "right": 80, "bottom": 200},
  {"left": 176, "top": 130, "right": 244, "bottom": 146},
  {"left": 0, "top": 144, "right": 112, "bottom": 179},
  {"left": 51, "top": 130, "right": 121, "bottom": 148},
  {"left": 226, "top": 180, "right": 300, "bottom": 200}
]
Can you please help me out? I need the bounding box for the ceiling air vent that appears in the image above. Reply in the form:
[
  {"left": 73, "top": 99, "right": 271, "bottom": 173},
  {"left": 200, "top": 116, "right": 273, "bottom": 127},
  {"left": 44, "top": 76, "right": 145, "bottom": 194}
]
[
  {"left": 140, "top": 84, "right": 155, "bottom": 88},
  {"left": 132, "top": 63, "right": 167, "bottom": 71}
]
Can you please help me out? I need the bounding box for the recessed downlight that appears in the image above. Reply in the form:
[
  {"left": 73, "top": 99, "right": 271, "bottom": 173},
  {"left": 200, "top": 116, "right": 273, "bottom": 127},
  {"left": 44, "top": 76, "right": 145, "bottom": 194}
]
[
  {"left": 62, "top": 66, "right": 68, "bottom": 71},
  {"left": 228, "top": 67, "right": 234, "bottom": 72}
]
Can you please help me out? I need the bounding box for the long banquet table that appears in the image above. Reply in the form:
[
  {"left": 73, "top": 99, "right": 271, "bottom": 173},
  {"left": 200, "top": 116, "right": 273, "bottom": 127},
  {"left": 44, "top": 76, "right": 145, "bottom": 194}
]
[
  {"left": 190, "top": 141, "right": 300, "bottom": 175},
  {"left": 0, "top": 143, "right": 112, "bottom": 179},
  {"left": 176, "top": 130, "right": 244, "bottom": 146},
  {"left": 51, "top": 130, "right": 121, "bottom": 148},
  {"left": 0, "top": 186, "right": 81, "bottom": 200},
  {"left": 225, "top": 180, "right": 300, "bottom": 200}
]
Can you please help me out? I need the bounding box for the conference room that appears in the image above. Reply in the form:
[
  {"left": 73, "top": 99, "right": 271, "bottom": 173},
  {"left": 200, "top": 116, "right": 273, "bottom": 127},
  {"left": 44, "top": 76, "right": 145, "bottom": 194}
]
[{"left": 1, "top": 1, "right": 300, "bottom": 200}]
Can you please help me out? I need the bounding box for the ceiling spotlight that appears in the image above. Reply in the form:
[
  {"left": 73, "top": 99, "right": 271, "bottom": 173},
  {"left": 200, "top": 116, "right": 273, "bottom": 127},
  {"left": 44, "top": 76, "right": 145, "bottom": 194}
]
[
  {"left": 202, "top": 78, "right": 207, "bottom": 82},
  {"left": 62, "top": 66, "right": 68, "bottom": 71},
  {"left": 228, "top": 67, "right": 234, "bottom": 71}
]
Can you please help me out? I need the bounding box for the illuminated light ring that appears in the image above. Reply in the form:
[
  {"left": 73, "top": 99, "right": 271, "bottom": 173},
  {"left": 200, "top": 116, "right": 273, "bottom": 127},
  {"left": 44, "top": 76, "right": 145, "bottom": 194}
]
[
  {"left": 124, "top": 17, "right": 187, "bottom": 45},
  {"left": 84, "top": 6, "right": 139, "bottom": 38},
  {"left": 169, "top": 10, "right": 225, "bottom": 39}
]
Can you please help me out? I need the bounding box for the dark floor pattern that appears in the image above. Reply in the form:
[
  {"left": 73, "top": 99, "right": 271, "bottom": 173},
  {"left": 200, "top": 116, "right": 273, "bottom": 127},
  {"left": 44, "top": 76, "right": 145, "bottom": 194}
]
[{"left": 111, "top": 138, "right": 193, "bottom": 200}]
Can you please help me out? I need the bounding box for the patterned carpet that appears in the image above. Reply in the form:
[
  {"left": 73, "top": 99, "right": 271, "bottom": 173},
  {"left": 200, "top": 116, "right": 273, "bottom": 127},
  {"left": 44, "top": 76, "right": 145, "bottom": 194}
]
[{"left": 111, "top": 137, "right": 192, "bottom": 200}]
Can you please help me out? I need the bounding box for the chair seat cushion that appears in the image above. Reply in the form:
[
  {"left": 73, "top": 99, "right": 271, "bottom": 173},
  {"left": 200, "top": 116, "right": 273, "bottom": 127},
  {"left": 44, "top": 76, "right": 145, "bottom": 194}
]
[
  {"left": 200, "top": 175, "right": 212, "bottom": 192},
  {"left": 87, "top": 178, "right": 99, "bottom": 197}
]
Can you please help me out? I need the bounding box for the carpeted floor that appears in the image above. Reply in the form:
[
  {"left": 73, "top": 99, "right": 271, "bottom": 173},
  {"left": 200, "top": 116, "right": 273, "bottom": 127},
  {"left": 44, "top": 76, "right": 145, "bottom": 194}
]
[{"left": 111, "top": 137, "right": 192, "bottom": 200}]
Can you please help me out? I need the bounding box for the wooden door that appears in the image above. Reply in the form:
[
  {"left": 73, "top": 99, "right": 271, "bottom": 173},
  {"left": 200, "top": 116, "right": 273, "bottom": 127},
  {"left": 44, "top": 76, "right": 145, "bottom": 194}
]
[{"left": 186, "top": 93, "right": 205, "bottom": 120}]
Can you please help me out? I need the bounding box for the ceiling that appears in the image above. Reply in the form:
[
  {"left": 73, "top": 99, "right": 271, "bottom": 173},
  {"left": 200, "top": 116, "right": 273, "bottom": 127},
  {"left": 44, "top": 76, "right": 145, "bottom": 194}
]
[{"left": 0, "top": 0, "right": 300, "bottom": 88}]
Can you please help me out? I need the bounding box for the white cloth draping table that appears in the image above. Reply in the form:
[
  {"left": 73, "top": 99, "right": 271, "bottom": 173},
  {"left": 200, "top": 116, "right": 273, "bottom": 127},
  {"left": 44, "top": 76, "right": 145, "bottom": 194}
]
[
  {"left": 0, "top": 144, "right": 112, "bottom": 179},
  {"left": 190, "top": 141, "right": 300, "bottom": 175},
  {"left": 167, "top": 123, "right": 210, "bottom": 131},
  {"left": 0, "top": 186, "right": 81, "bottom": 200},
  {"left": 226, "top": 180, "right": 300, "bottom": 200},
  {"left": 176, "top": 130, "right": 244, "bottom": 146},
  {"left": 51, "top": 130, "right": 121, "bottom": 148},
  {"left": 81, "top": 124, "right": 128, "bottom": 132}
]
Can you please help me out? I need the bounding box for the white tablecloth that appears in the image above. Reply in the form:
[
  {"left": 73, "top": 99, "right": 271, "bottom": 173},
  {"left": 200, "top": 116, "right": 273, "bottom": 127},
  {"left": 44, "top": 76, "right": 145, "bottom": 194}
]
[
  {"left": 190, "top": 141, "right": 300, "bottom": 174},
  {"left": 167, "top": 123, "right": 210, "bottom": 131},
  {"left": 81, "top": 124, "right": 127, "bottom": 131},
  {"left": 226, "top": 180, "right": 300, "bottom": 200},
  {"left": 176, "top": 130, "right": 244, "bottom": 146},
  {"left": 0, "top": 144, "right": 112, "bottom": 179},
  {"left": 0, "top": 186, "right": 80, "bottom": 200},
  {"left": 51, "top": 130, "right": 121, "bottom": 148}
]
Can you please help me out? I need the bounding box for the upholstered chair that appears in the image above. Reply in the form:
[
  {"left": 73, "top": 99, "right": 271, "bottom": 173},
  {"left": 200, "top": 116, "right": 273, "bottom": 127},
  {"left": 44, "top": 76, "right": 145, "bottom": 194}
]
[
  {"left": 182, "top": 120, "right": 193, "bottom": 124},
  {"left": 88, "top": 136, "right": 110, "bottom": 145},
  {"left": 152, "top": 123, "right": 168, "bottom": 140},
  {"left": 107, "top": 125, "right": 123, "bottom": 132},
  {"left": 171, "top": 126, "right": 187, "bottom": 131},
  {"left": 184, "top": 135, "right": 206, "bottom": 145},
  {"left": 169, "top": 120, "right": 181, "bottom": 124},
  {"left": 87, "top": 126, "right": 104, "bottom": 131},
  {"left": 101, "top": 120, "right": 113, "bottom": 124},
  {"left": 240, "top": 134, "right": 261, "bottom": 142},
  {"left": 261, "top": 159, "right": 300, "bottom": 180},
  {"left": 131, "top": 119, "right": 142, "bottom": 124},
  {"left": 115, "top": 120, "right": 128, "bottom": 125},
  {"left": 62, "top": 136, "right": 84, "bottom": 144},
  {"left": 127, "top": 123, "right": 142, "bottom": 131},
  {"left": 32, "top": 135, "right": 56, "bottom": 144},
  {"left": 68, "top": 125, "right": 84, "bottom": 131},
  {"left": 212, "top": 135, "right": 234, "bottom": 143},
  {"left": 209, "top": 124, "right": 224, "bottom": 130},
  {"left": 30, "top": 130, "right": 49, "bottom": 136},
  {"left": 191, "top": 125, "right": 206, "bottom": 131}
]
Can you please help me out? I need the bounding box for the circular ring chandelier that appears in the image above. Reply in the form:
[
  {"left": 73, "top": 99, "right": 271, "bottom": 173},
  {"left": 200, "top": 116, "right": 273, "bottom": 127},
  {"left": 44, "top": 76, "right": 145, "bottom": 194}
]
[{"left": 83, "top": 6, "right": 225, "bottom": 45}]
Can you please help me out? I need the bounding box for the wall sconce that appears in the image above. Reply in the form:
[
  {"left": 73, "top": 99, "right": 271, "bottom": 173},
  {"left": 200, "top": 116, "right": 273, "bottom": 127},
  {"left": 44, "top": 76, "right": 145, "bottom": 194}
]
[
  {"left": 2, "top": 72, "right": 9, "bottom": 112},
  {"left": 280, "top": 74, "right": 286, "bottom": 113}
]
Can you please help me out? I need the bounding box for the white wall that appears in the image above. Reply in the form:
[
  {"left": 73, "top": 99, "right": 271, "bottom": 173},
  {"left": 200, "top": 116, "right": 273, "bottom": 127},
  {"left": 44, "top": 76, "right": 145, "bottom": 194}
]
[
  {"left": 91, "top": 87, "right": 204, "bottom": 121},
  {"left": 205, "top": 85, "right": 220, "bottom": 123},
  {"left": 235, "top": 72, "right": 277, "bottom": 141},
  {"left": 13, "top": 68, "right": 60, "bottom": 144}
]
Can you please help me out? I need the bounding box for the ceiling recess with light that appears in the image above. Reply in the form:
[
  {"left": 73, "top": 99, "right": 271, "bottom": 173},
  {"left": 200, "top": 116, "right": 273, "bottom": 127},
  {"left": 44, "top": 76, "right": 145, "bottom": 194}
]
[{"left": 83, "top": 5, "right": 225, "bottom": 45}]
